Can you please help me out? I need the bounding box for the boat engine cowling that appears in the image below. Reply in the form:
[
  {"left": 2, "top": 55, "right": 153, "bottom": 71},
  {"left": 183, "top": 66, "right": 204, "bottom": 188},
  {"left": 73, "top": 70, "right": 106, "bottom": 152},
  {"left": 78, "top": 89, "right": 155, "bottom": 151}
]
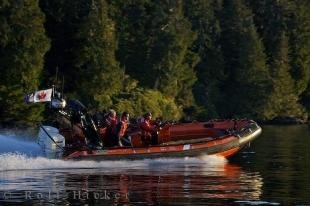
[
  {"left": 51, "top": 98, "right": 66, "bottom": 109},
  {"left": 37, "top": 126, "right": 65, "bottom": 159}
]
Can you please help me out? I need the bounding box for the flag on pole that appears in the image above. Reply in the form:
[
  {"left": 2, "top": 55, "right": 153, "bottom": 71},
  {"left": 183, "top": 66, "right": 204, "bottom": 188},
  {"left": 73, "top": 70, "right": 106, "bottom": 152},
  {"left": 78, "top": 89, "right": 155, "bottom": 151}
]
[{"left": 25, "top": 88, "right": 53, "bottom": 103}]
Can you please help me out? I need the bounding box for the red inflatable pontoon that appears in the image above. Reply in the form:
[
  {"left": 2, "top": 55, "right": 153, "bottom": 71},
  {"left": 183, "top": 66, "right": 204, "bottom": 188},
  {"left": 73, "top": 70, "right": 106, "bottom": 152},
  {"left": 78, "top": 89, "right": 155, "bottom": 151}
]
[{"left": 58, "top": 119, "right": 262, "bottom": 161}]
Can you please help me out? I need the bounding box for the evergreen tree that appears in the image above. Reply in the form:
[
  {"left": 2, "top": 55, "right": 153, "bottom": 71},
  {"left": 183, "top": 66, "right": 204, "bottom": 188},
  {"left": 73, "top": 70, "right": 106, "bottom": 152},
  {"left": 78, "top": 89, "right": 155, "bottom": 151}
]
[
  {"left": 110, "top": 0, "right": 152, "bottom": 87},
  {"left": 297, "top": 1, "right": 310, "bottom": 116},
  {"left": 40, "top": 0, "right": 82, "bottom": 91},
  {"left": 247, "top": 0, "right": 290, "bottom": 59},
  {"left": 301, "top": 85, "right": 310, "bottom": 116},
  {"left": 288, "top": 0, "right": 310, "bottom": 100},
  {"left": 113, "top": 0, "right": 199, "bottom": 111},
  {"left": 41, "top": 0, "right": 123, "bottom": 109},
  {"left": 0, "top": 0, "right": 305, "bottom": 124},
  {"left": 72, "top": 0, "right": 123, "bottom": 109},
  {"left": 220, "top": 0, "right": 271, "bottom": 119},
  {"left": 264, "top": 33, "right": 306, "bottom": 119},
  {"left": 0, "top": 0, "right": 50, "bottom": 125},
  {"left": 249, "top": 0, "right": 309, "bottom": 118},
  {"left": 184, "top": 0, "right": 225, "bottom": 119},
  {"left": 249, "top": 0, "right": 309, "bottom": 93},
  {"left": 236, "top": 20, "right": 272, "bottom": 120},
  {"left": 147, "top": 0, "right": 198, "bottom": 103}
]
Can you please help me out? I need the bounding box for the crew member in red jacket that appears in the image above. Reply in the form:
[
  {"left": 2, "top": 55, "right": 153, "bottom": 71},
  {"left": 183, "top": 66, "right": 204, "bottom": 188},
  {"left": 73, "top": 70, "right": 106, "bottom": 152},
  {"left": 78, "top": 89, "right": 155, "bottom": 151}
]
[
  {"left": 116, "top": 112, "right": 130, "bottom": 147},
  {"left": 139, "top": 112, "right": 158, "bottom": 145},
  {"left": 103, "top": 109, "right": 118, "bottom": 146}
]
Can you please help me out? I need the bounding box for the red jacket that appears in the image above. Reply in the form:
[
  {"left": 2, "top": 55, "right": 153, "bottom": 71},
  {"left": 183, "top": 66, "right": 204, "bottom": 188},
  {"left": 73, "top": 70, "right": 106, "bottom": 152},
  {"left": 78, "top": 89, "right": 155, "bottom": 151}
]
[
  {"left": 140, "top": 118, "right": 156, "bottom": 137},
  {"left": 117, "top": 119, "right": 129, "bottom": 138},
  {"left": 105, "top": 116, "right": 117, "bottom": 136}
]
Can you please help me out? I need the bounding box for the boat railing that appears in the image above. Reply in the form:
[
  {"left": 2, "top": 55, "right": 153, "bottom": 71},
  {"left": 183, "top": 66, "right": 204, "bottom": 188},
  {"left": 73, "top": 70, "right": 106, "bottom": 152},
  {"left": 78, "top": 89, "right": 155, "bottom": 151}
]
[{"left": 233, "top": 121, "right": 260, "bottom": 138}]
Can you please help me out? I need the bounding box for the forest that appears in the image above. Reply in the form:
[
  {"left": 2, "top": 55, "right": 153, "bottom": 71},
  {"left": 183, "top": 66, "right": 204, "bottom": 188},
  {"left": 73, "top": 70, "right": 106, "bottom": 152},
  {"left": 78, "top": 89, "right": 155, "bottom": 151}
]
[{"left": 0, "top": 0, "right": 309, "bottom": 125}]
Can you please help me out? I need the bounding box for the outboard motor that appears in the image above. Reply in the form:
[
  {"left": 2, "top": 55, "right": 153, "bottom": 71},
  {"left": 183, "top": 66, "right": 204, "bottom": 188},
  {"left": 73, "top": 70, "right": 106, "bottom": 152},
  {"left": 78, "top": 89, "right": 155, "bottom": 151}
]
[
  {"left": 51, "top": 98, "right": 66, "bottom": 109},
  {"left": 37, "top": 126, "right": 65, "bottom": 159}
]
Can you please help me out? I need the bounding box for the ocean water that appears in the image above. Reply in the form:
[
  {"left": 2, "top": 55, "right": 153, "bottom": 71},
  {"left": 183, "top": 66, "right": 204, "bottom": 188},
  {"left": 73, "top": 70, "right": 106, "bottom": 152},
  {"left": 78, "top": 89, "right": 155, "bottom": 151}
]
[{"left": 0, "top": 125, "right": 309, "bottom": 205}]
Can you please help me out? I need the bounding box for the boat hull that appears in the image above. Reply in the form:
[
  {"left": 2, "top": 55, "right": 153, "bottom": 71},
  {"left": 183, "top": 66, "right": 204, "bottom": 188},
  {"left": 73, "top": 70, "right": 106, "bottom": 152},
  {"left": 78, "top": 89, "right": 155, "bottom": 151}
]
[{"left": 63, "top": 122, "right": 262, "bottom": 161}]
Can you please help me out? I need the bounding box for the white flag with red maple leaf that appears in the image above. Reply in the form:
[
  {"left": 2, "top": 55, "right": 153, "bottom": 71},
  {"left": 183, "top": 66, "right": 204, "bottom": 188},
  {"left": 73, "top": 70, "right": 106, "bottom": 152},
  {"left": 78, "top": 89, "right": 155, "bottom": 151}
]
[{"left": 25, "top": 88, "right": 53, "bottom": 103}]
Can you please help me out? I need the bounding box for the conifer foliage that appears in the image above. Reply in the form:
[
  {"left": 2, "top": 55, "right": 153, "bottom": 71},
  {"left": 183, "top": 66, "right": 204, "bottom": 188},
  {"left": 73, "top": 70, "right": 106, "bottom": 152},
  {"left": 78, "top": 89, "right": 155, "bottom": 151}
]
[
  {"left": 0, "top": 0, "right": 309, "bottom": 125},
  {"left": 220, "top": 0, "right": 271, "bottom": 120},
  {"left": 264, "top": 33, "right": 306, "bottom": 119},
  {"left": 71, "top": 0, "right": 123, "bottom": 109},
  {"left": 0, "top": 0, "right": 50, "bottom": 125}
]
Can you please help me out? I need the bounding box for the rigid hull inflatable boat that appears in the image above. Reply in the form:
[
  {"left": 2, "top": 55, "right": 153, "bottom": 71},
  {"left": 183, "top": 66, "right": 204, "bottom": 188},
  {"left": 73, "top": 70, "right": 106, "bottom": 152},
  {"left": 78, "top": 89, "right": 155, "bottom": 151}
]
[{"left": 38, "top": 119, "right": 262, "bottom": 161}]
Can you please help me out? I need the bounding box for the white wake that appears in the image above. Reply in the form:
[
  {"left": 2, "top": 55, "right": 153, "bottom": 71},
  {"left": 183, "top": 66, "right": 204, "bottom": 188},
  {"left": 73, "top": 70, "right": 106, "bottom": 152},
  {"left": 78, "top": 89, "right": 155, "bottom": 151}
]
[
  {"left": 0, "top": 131, "right": 227, "bottom": 172},
  {"left": 0, "top": 153, "right": 227, "bottom": 172}
]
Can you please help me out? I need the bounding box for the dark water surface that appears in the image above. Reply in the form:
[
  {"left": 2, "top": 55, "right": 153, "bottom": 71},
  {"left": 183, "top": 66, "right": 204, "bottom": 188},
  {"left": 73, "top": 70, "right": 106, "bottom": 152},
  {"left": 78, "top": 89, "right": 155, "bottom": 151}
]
[{"left": 0, "top": 125, "right": 309, "bottom": 205}]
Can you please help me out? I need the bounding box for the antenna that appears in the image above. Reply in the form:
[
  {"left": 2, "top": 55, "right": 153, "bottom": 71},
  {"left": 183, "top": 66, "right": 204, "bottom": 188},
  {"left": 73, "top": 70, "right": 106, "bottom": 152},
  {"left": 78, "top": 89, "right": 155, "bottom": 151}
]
[
  {"left": 55, "top": 66, "right": 59, "bottom": 86},
  {"left": 52, "top": 67, "right": 59, "bottom": 98},
  {"left": 61, "top": 75, "right": 65, "bottom": 99}
]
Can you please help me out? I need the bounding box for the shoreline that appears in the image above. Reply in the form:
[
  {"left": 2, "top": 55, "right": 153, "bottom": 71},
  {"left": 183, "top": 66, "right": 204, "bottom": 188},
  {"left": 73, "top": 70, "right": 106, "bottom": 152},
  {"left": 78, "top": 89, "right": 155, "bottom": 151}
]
[{"left": 0, "top": 117, "right": 309, "bottom": 130}]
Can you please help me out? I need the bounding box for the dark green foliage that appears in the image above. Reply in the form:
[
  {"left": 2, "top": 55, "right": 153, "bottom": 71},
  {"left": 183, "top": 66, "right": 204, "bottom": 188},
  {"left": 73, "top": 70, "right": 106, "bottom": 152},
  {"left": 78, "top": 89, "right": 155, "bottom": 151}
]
[
  {"left": 248, "top": 0, "right": 309, "bottom": 118},
  {"left": 112, "top": 74, "right": 182, "bottom": 120},
  {"left": 184, "top": 0, "right": 225, "bottom": 119},
  {"left": 264, "top": 33, "right": 306, "bottom": 119},
  {"left": 42, "top": 0, "right": 124, "bottom": 109},
  {"left": 110, "top": 0, "right": 152, "bottom": 87},
  {"left": 249, "top": 0, "right": 309, "bottom": 95},
  {"left": 0, "top": 0, "right": 50, "bottom": 125},
  {"left": 113, "top": 0, "right": 198, "bottom": 109},
  {"left": 0, "top": 0, "right": 309, "bottom": 124},
  {"left": 113, "top": 89, "right": 181, "bottom": 121},
  {"left": 70, "top": 0, "right": 123, "bottom": 109},
  {"left": 145, "top": 1, "right": 198, "bottom": 101},
  {"left": 41, "top": 0, "right": 123, "bottom": 109},
  {"left": 288, "top": 0, "right": 310, "bottom": 101},
  {"left": 301, "top": 85, "right": 310, "bottom": 115},
  {"left": 219, "top": 0, "right": 272, "bottom": 120}
]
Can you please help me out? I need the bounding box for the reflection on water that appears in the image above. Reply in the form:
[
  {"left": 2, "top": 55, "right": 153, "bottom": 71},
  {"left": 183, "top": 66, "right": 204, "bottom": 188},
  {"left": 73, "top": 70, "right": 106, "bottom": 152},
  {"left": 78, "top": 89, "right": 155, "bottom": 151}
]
[
  {"left": 236, "top": 125, "right": 310, "bottom": 205},
  {"left": 0, "top": 159, "right": 262, "bottom": 205},
  {"left": 0, "top": 154, "right": 263, "bottom": 205}
]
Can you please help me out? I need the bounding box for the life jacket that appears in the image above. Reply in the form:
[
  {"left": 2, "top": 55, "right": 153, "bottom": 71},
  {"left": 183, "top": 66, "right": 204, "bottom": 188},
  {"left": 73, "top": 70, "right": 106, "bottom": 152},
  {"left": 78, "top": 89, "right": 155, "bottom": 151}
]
[
  {"left": 139, "top": 119, "right": 156, "bottom": 137},
  {"left": 117, "top": 119, "right": 129, "bottom": 138},
  {"left": 105, "top": 116, "right": 117, "bottom": 131}
]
